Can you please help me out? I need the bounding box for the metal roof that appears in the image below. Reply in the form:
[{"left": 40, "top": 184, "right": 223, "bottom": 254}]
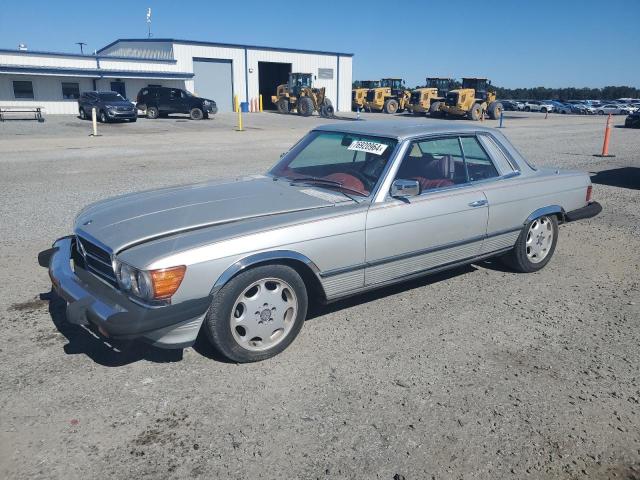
[
  {"left": 0, "top": 47, "right": 177, "bottom": 63},
  {"left": 98, "top": 38, "right": 354, "bottom": 57},
  {"left": 0, "top": 64, "right": 193, "bottom": 79},
  {"left": 314, "top": 120, "right": 497, "bottom": 140}
]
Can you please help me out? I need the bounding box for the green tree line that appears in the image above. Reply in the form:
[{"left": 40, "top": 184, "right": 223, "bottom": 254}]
[{"left": 494, "top": 85, "right": 640, "bottom": 100}]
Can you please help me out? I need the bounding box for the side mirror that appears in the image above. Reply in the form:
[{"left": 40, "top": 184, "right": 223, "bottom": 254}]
[{"left": 390, "top": 179, "right": 420, "bottom": 198}]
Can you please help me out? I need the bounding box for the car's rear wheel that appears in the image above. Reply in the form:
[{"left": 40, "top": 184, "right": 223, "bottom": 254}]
[
  {"left": 204, "top": 265, "right": 308, "bottom": 363},
  {"left": 501, "top": 215, "right": 558, "bottom": 273},
  {"left": 190, "top": 107, "right": 204, "bottom": 120},
  {"left": 79, "top": 107, "right": 87, "bottom": 120},
  {"left": 146, "top": 106, "right": 159, "bottom": 119}
]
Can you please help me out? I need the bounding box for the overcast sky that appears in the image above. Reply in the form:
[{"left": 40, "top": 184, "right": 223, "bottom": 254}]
[{"left": 1, "top": 0, "right": 638, "bottom": 88}]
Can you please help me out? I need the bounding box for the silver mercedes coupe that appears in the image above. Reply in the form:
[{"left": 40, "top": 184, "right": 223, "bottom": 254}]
[{"left": 46, "top": 121, "right": 601, "bottom": 362}]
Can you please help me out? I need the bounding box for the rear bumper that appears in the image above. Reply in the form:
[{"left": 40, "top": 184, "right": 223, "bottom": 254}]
[
  {"left": 565, "top": 201, "right": 602, "bottom": 222},
  {"left": 47, "top": 237, "right": 209, "bottom": 348}
]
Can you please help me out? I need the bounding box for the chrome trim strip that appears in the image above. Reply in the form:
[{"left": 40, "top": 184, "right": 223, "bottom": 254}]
[
  {"left": 325, "top": 246, "right": 514, "bottom": 302},
  {"left": 320, "top": 226, "right": 522, "bottom": 278}
]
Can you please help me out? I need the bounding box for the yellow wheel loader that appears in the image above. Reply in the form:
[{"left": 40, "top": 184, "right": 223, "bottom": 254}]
[
  {"left": 433, "top": 77, "right": 503, "bottom": 121},
  {"left": 407, "top": 77, "right": 454, "bottom": 115},
  {"left": 271, "top": 73, "right": 334, "bottom": 118},
  {"left": 352, "top": 80, "right": 379, "bottom": 111},
  {"left": 364, "top": 78, "right": 411, "bottom": 114}
]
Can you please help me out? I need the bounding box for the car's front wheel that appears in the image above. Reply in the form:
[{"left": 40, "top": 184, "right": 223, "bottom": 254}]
[
  {"left": 501, "top": 215, "right": 558, "bottom": 273},
  {"left": 146, "top": 106, "right": 159, "bottom": 119},
  {"left": 204, "top": 265, "right": 308, "bottom": 362},
  {"left": 190, "top": 107, "right": 204, "bottom": 120}
]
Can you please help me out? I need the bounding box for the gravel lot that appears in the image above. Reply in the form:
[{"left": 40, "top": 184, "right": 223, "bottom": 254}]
[{"left": 1, "top": 111, "right": 639, "bottom": 480}]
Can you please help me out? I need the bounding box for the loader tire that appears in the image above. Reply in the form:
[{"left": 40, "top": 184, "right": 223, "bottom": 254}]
[
  {"left": 276, "top": 98, "right": 290, "bottom": 114},
  {"left": 488, "top": 101, "right": 503, "bottom": 120},
  {"left": 469, "top": 103, "right": 482, "bottom": 121},
  {"left": 383, "top": 99, "right": 399, "bottom": 114},
  {"left": 297, "top": 97, "right": 314, "bottom": 117},
  {"left": 429, "top": 101, "right": 443, "bottom": 117}
]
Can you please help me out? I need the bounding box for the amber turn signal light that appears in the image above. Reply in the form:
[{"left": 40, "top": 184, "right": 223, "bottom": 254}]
[
  {"left": 150, "top": 266, "right": 186, "bottom": 299},
  {"left": 586, "top": 185, "right": 593, "bottom": 202}
]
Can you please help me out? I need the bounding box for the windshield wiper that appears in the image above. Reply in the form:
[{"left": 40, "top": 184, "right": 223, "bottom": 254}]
[{"left": 289, "top": 177, "right": 365, "bottom": 200}]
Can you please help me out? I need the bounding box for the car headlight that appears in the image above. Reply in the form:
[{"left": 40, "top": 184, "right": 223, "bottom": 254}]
[
  {"left": 202, "top": 100, "right": 210, "bottom": 105},
  {"left": 105, "top": 105, "right": 115, "bottom": 109},
  {"left": 114, "top": 260, "right": 186, "bottom": 302}
]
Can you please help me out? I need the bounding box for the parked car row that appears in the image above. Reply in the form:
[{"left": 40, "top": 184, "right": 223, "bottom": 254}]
[
  {"left": 77, "top": 87, "right": 218, "bottom": 123},
  {"left": 501, "top": 98, "right": 639, "bottom": 115}
]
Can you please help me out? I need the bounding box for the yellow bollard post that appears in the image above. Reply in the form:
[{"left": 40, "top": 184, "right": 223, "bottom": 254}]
[
  {"left": 237, "top": 104, "right": 243, "bottom": 131},
  {"left": 233, "top": 95, "right": 238, "bottom": 113},
  {"left": 91, "top": 107, "right": 98, "bottom": 136},
  {"left": 259, "top": 95, "right": 263, "bottom": 112}
]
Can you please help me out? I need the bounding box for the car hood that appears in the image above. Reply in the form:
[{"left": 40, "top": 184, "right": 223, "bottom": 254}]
[
  {"left": 74, "top": 176, "right": 349, "bottom": 253},
  {"left": 104, "top": 100, "right": 134, "bottom": 107}
]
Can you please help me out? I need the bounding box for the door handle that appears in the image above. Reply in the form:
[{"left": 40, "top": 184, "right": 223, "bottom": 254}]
[{"left": 468, "top": 199, "right": 488, "bottom": 207}]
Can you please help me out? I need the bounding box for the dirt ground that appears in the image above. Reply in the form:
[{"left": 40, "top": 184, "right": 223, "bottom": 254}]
[{"left": 0, "top": 111, "right": 638, "bottom": 479}]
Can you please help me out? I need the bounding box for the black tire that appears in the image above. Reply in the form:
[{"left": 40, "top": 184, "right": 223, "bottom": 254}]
[
  {"left": 488, "top": 102, "right": 503, "bottom": 120},
  {"left": 190, "top": 107, "right": 204, "bottom": 120},
  {"left": 598, "top": 110, "right": 604, "bottom": 115},
  {"left": 204, "top": 264, "right": 308, "bottom": 363},
  {"left": 524, "top": 106, "right": 531, "bottom": 112},
  {"left": 99, "top": 110, "right": 108, "bottom": 123},
  {"left": 298, "top": 96, "right": 314, "bottom": 117},
  {"left": 383, "top": 98, "right": 399, "bottom": 114},
  {"left": 541, "top": 107, "right": 547, "bottom": 113},
  {"left": 469, "top": 103, "right": 482, "bottom": 121},
  {"left": 146, "top": 106, "right": 159, "bottom": 119},
  {"left": 429, "top": 101, "right": 443, "bottom": 117},
  {"left": 276, "top": 98, "right": 290, "bottom": 114},
  {"left": 500, "top": 215, "right": 559, "bottom": 273},
  {"left": 79, "top": 107, "right": 87, "bottom": 120},
  {"left": 320, "top": 104, "right": 335, "bottom": 118}
]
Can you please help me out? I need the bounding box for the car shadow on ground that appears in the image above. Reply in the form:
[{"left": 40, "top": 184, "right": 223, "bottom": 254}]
[
  {"left": 591, "top": 167, "right": 640, "bottom": 190},
  {"left": 41, "top": 288, "right": 184, "bottom": 366},
  {"left": 306, "top": 264, "right": 477, "bottom": 320}
]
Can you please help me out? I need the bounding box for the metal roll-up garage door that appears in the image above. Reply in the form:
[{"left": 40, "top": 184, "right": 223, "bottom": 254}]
[{"left": 192, "top": 58, "right": 233, "bottom": 112}]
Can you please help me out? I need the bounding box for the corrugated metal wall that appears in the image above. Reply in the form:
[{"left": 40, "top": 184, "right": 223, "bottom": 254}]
[{"left": 0, "top": 75, "right": 94, "bottom": 114}]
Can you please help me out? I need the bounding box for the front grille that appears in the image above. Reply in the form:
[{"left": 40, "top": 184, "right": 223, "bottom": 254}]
[
  {"left": 445, "top": 92, "right": 459, "bottom": 107},
  {"left": 115, "top": 106, "right": 133, "bottom": 112},
  {"left": 76, "top": 235, "right": 117, "bottom": 286},
  {"left": 366, "top": 91, "right": 375, "bottom": 102}
]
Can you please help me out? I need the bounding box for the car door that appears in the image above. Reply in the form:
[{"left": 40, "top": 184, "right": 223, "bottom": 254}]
[
  {"left": 157, "top": 89, "right": 172, "bottom": 113},
  {"left": 365, "top": 135, "right": 490, "bottom": 287}
]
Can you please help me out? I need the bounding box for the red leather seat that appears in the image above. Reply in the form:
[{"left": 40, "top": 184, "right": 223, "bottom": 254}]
[{"left": 396, "top": 154, "right": 455, "bottom": 191}]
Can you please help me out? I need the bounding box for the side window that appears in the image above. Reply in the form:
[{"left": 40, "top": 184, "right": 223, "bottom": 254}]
[
  {"left": 170, "top": 89, "right": 180, "bottom": 100},
  {"left": 459, "top": 137, "right": 499, "bottom": 181},
  {"left": 13, "top": 80, "right": 34, "bottom": 99},
  {"left": 477, "top": 134, "right": 517, "bottom": 174},
  {"left": 395, "top": 137, "right": 466, "bottom": 191}
]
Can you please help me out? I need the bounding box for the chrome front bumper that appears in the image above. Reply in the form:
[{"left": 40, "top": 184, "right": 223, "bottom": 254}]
[{"left": 47, "top": 237, "right": 209, "bottom": 348}]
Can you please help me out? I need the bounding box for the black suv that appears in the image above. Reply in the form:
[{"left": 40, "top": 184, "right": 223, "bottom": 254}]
[
  {"left": 625, "top": 110, "right": 640, "bottom": 128},
  {"left": 78, "top": 91, "right": 137, "bottom": 122},
  {"left": 136, "top": 87, "right": 217, "bottom": 120}
]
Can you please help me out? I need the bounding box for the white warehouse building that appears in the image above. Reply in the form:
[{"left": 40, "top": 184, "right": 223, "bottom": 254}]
[{"left": 0, "top": 38, "right": 353, "bottom": 114}]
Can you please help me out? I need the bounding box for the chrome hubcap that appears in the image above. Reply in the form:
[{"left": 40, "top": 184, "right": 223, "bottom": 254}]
[
  {"left": 230, "top": 277, "right": 298, "bottom": 352},
  {"left": 526, "top": 216, "right": 554, "bottom": 263}
]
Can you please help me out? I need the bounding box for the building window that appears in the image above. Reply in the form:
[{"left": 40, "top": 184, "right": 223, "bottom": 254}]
[
  {"left": 110, "top": 81, "right": 126, "bottom": 98},
  {"left": 61, "top": 82, "right": 80, "bottom": 100},
  {"left": 13, "top": 80, "right": 34, "bottom": 99}
]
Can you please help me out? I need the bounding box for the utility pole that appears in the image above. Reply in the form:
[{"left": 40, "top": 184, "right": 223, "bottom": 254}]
[
  {"left": 76, "top": 42, "right": 87, "bottom": 54},
  {"left": 146, "top": 8, "right": 152, "bottom": 38}
]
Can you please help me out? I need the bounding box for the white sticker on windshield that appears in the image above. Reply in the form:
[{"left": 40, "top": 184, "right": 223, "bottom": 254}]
[{"left": 347, "top": 140, "right": 388, "bottom": 155}]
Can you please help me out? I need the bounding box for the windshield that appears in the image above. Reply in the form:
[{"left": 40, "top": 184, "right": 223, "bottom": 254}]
[
  {"left": 381, "top": 79, "right": 403, "bottom": 89},
  {"left": 98, "top": 92, "right": 126, "bottom": 102},
  {"left": 269, "top": 131, "right": 398, "bottom": 197}
]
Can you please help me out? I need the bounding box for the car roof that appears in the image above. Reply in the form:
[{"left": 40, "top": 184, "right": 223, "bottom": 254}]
[{"left": 314, "top": 120, "right": 499, "bottom": 141}]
